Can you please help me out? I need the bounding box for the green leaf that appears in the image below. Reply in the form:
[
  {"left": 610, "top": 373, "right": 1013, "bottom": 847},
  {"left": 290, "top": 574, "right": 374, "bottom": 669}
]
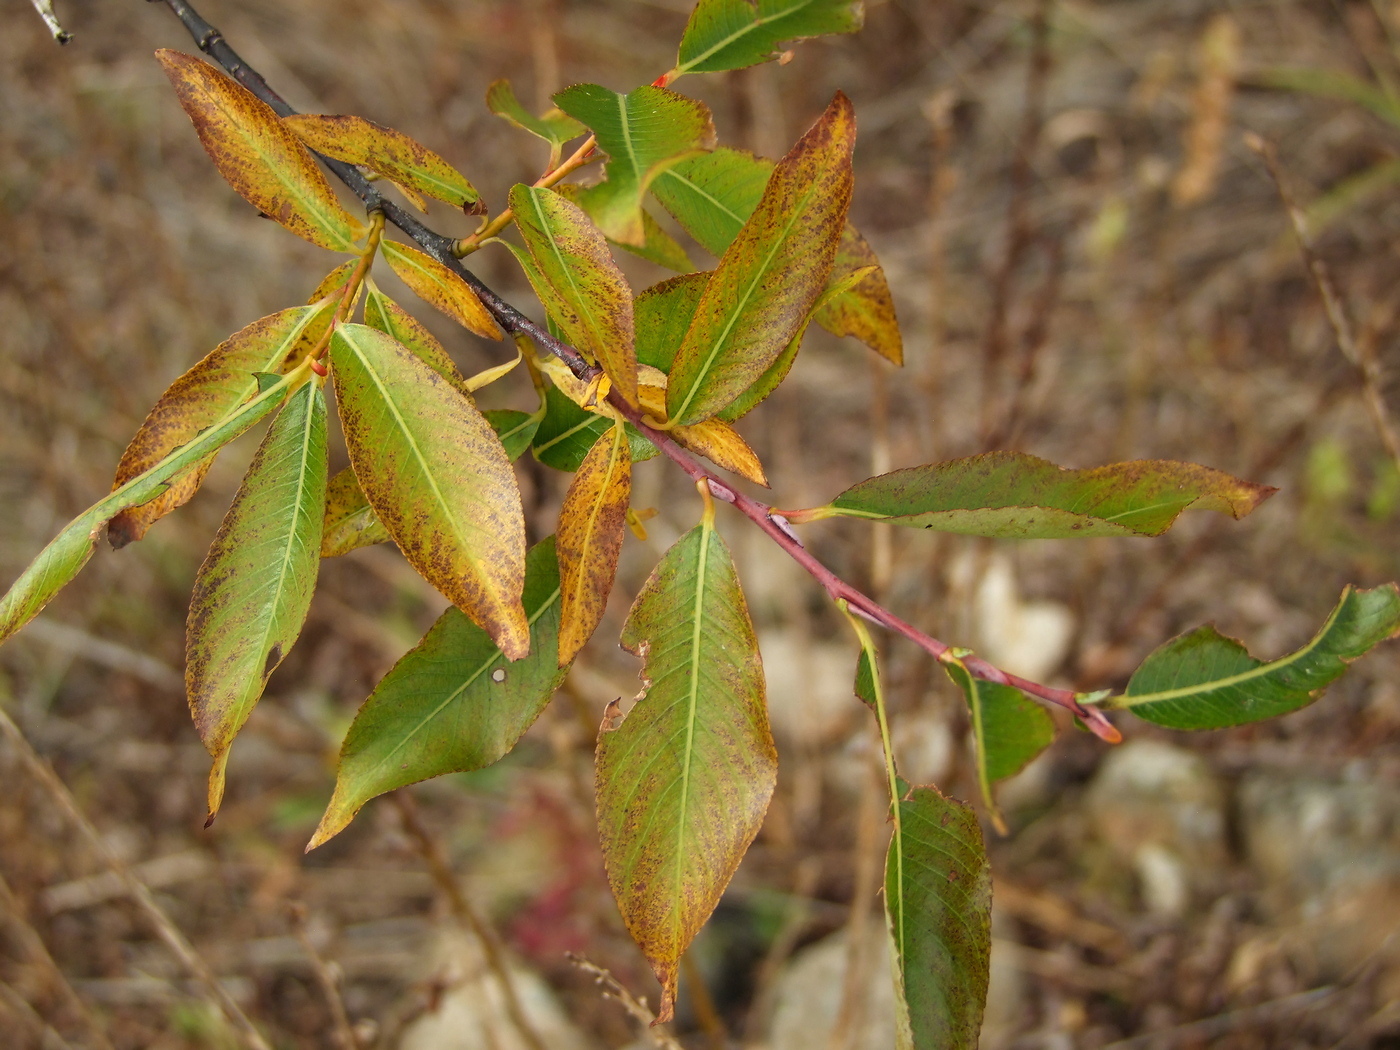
[
  {"left": 155, "top": 50, "right": 365, "bottom": 252},
  {"left": 531, "top": 383, "right": 657, "bottom": 472},
  {"left": 364, "top": 284, "right": 474, "bottom": 397},
  {"left": 552, "top": 83, "right": 716, "bottom": 247},
  {"left": 187, "top": 381, "right": 327, "bottom": 819},
  {"left": 885, "top": 781, "right": 991, "bottom": 1050},
  {"left": 0, "top": 373, "right": 302, "bottom": 647},
  {"left": 597, "top": 518, "right": 776, "bottom": 1023},
  {"left": 942, "top": 659, "right": 1054, "bottom": 834},
  {"left": 673, "top": 0, "right": 865, "bottom": 76},
  {"left": 505, "top": 184, "right": 639, "bottom": 404},
  {"left": 1106, "top": 584, "right": 1400, "bottom": 729},
  {"left": 813, "top": 452, "right": 1277, "bottom": 537},
  {"left": 1255, "top": 67, "right": 1400, "bottom": 127},
  {"left": 308, "top": 539, "right": 568, "bottom": 849},
  {"left": 108, "top": 302, "right": 334, "bottom": 547},
  {"left": 329, "top": 323, "right": 529, "bottom": 659},
  {"left": 653, "top": 148, "right": 901, "bottom": 361},
  {"left": 486, "top": 79, "right": 586, "bottom": 150},
  {"left": 666, "top": 93, "right": 853, "bottom": 425},
  {"left": 483, "top": 409, "right": 542, "bottom": 461},
  {"left": 553, "top": 183, "right": 694, "bottom": 273},
  {"left": 282, "top": 113, "right": 483, "bottom": 213},
  {"left": 321, "top": 466, "right": 391, "bottom": 558},
  {"left": 651, "top": 147, "right": 772, "bottom": 258},
  {"left": 636, "top": 272, "right": 709, "bottom": 372}
]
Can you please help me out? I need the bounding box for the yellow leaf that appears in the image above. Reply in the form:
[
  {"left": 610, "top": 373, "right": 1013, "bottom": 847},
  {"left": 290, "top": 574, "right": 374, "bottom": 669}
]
[
  {"left": 557, "top": 422, "right": 632, "bottom": 665},
  {"left": 381, "top": 240, "right": 503, "bottom": 341},
  {"left": 155, "top": 50, "right": 365, "bottom": 252}
]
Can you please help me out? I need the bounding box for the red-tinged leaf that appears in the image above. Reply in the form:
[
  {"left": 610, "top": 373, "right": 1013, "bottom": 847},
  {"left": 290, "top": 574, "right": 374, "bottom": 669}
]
[
  {"left": 309, "top": 539, "right": 568, "bottom": 849},
  {"left": 557, "top": 422, "right": 631, "bottom": 665},
  {"left": 155, "top": 50, "right": 365, "bottom": 251},
  {"left": 187, "top": 381, "right": 327, "bottom": 818},
  {"left": 321, "top": 466, "right": 391, "bottom": 558},
  {"left": 597, "top": 518, "right": 776, "bottom": 1022},
  {"left": 282, "top": 113, "right": 483, "bottom": 213},
  {"left": 364, "top": 283, "right": 474, "bottom": 397},
  {"left": 107, "top": 302, "right": 335, "bottom": 547},
  {"left": 380, "top": 240, "right": 503, "bottom": 341},
  {"left": 886, "top": 781, "right": 992, "bottom": 1050},
  {"left": 666, "top": 93, "right": 854, "bottom": 425},
  {"left": 553, "top": 83, "right": 716, "bottom": 247},
  {"left": 811, "top": 453, "right": 1277, "bottom": 538},
  {"left": 673, "top": 0, "right": 865, "bottom": 76},
  {"left": 506, "top": 184, "right": 639, "bottom": 405},
  {"left": 330, "top": 323, "right": 529, "bottom": 659}
]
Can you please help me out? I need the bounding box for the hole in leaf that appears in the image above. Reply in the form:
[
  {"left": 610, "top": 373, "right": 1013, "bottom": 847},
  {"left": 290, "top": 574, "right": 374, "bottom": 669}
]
[{"left": 263, "top": 645, "right": 282, "bottom": 679}]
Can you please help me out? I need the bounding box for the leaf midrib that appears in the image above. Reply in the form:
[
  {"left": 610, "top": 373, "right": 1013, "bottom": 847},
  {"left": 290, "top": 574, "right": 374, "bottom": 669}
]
[
  {"left": 677, "top": 0, "right": 823, "bottom": 75},
  {"left": 672, "top": 524, "right": 712, "bottom": 950}
]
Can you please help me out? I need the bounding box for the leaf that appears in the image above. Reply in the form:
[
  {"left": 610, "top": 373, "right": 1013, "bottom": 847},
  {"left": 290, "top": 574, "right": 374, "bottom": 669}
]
[
  {"left": 321, "top": 466, "right": 392, "bottom": 558},
  {"left": 531, "top": 383, "right": 658, "bottom": 472},
  {"left": 557, "top": 422, "right": 631, "bottom": 665},
  {"left": 309, "top": 538, "right": 569, "bottom": 849},
  {"left": 558, "top": 183, "right": 694, "bottom": 271},
  {"left": 666, "top": 93, "right": 854, "bottom": 425},
  {"left": 815, "top": 225, "right": 902, "bottom": 364},
  {"left": 505, "top": 185, "right": 639, "bottom": 404},
  {"left": 653, "top": 149, "right": 900, "bottom": 362},
  {"left": 552, "top": 83, "right": 716, "bottom": 247},
  {"left": 1106, "top": 584, "right": 1400, "bottom": 729},
  {"left": 282, "top": 113, "right": 483, "bottom": 212},
  {"left": 716, "top": 263, "right": 875, "bottom": 422},
  {"left": 380, "top": 240, "right": 504, "bottom": 341},
  {"left": 483, "top": 409, "right": 542, "bottom": 461},
  {"left": 307, "top": 259, "right": 357, "bottom": 304},
  {"left": 486, "top": 79, "right": 586, "bottom": 149},
  {"left": 0, "top": 374, "right": 300, "bottom": 647},
  {"left": 155, "top": 50, "right": 365, "bottom": 251},
  {"left": 636, "top": 386, "right": 768, "bottom": 485},
  {"left": 942, "top": 659, "right": 1054, "bottom": 834},
  {"left": 108, "top": 302, "right": 335, "bottom": 547},
  {"left": 673, "top": 0, "right": 865, "bottom": 76},
  {"left": 330, "top": 323, "right": 529, "bottom": 659},
  {"left": 597, "top": 518, "right": 776, "bottom": 1022},
  {"left": 651, "top": 147, "right": 773, "bottom": 257},
  {"left": 885, "top": 781, "right": 992, "bottom": 1050},
  {"left": 812, "top": 452, "right": 1277, "bottom": 537},
  {"left": 636, "top": 272, "right": 709, "bottom": 372},
  {"left": 187, "top": 381, "right": 327, "bottom": 818},
  {"left": 364, "top": 283, "right": 474, "bottom": 396}
]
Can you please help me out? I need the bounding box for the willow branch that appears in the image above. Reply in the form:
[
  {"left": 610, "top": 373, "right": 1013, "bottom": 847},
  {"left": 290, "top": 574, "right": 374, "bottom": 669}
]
[{"left": 150, "top": 0, "right": 1120, "bottom": 744}]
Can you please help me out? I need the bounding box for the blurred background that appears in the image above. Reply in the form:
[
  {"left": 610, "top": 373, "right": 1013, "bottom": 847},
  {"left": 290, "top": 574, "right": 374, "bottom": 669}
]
[{"left": 3, "top": 0, "right": 1400, "bottom": 1046}]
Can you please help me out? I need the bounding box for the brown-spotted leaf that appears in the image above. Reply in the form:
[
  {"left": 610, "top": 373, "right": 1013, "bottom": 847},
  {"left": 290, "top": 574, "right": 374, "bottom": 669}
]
[
  {"left": 307, "top": 259, "right": 357, "bottom": 304},
  {"left": 815, "top": 453, "right": 1277, "bottom": 538},
  {"left": 380, "top": 240, "right": 503, "bottom": 341},
  {"left": 155, "top": 50, "right": 364, "bottom": 252},
  {"left": 666, "top": 93, "right": 854, "bottom": 424},
  {"left": 364, "top": 283, "right": 474, "bottom": 397},
  {"left": 597, "top": 518, "right": 776, "bottom": 1022},
  {"left": 283, "top": 113, "right": 483, "bottom": 213},
  {"left": 187, "top": 381, "right": 327, "bottom": 819},
  {"left": 507, "top": 184, "right": 638, "bottom": 405},
  {"left": 330, "top": 323, "right": 528, "bottom": 659},
  {"left": 817, "top": 225, "right": 902, "bottom": 364},
  {"left": 108, "top": 302, "right": 334, "bottom": 547},
  {"left": 557, "top": 421, "right": 631, "bottom": 665},
  {"left": 321, "top": 466, "right": 392, "bottom": 558}
]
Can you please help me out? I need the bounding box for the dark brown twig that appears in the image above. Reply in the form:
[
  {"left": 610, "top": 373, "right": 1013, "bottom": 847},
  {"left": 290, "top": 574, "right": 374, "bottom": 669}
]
[{"left": 148, "top": 0, "right": 1120, "bottom": 744}]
